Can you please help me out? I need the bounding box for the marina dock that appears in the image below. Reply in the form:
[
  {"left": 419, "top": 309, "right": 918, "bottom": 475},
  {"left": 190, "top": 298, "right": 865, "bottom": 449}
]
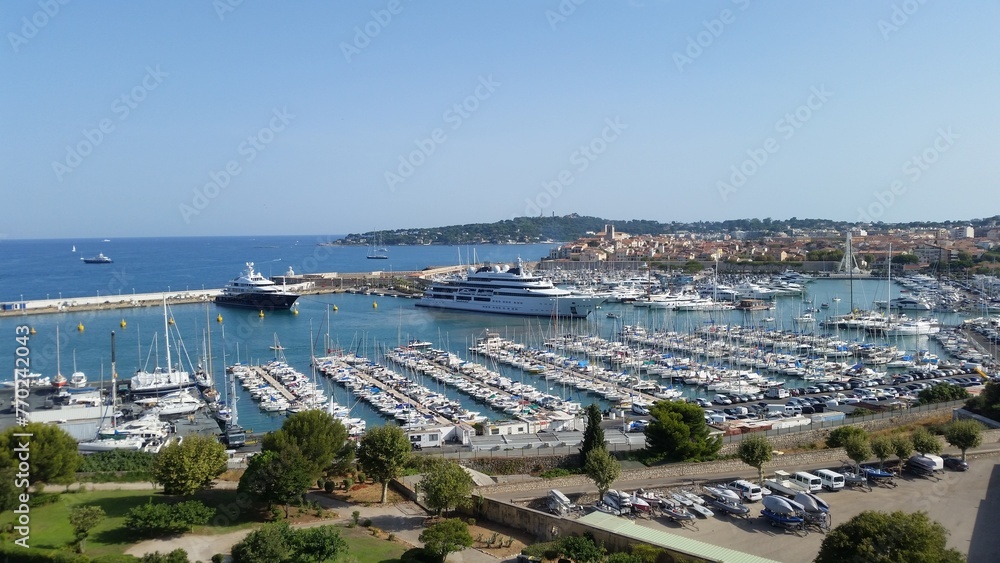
[{"left": 249, "top": 365, "right": 297, "bottom": 402}]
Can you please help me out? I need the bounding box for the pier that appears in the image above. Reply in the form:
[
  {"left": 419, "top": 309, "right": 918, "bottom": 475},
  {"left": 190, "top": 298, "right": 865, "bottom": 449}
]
[{"left": 250, "top": 365, "right": 297, "bottom": 403}]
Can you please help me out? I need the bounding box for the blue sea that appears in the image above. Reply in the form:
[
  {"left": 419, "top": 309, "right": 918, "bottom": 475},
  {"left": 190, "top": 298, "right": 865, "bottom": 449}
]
[{"left": 0, "top": 235, "right": 969, "bottom": 436}]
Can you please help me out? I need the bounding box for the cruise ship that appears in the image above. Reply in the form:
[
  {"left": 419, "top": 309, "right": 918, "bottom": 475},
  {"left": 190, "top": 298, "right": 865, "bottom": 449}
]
[
  {"left": 214, "top": 262, "right": 299, "bottom": 310},
  {"left": 415, "top": 260, "right": 605, "bottom": 318}
]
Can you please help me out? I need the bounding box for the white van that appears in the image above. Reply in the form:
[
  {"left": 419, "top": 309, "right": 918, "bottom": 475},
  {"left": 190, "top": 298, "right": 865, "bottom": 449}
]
[
  {"left": 725, "top": 479, "right": 763, "bottom": 502},
  {"left": 765, "top": 387, "right": 789, "bottom": 399},
  {"left": 791, "top": 471, "right": 822, "bottom": 492},
  {"left": 814, "top": 469, "right": 845, "bottom": 491},
  {"left": 784, "top": 405, "right": 803, "bottom": 416}
]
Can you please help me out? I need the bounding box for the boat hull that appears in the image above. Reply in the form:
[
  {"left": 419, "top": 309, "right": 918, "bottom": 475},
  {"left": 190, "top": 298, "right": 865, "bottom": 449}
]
[
  {"left": 416, "top": 295, "right": 603, "bottom": 318},
  {"left": 214, "top": 293, "right": 299, "bottom": 310}
]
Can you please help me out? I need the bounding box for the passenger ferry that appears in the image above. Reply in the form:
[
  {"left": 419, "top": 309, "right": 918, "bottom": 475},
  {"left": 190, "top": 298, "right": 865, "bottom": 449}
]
[{"left": 416, "top": 259, "right": 605, "bottom": 318}]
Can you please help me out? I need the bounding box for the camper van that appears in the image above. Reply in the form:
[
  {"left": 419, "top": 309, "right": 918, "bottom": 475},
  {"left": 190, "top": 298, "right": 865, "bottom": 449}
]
[
  {"left": 815, "top": 469, "right": 845, "bottom": 491},
  {"left": 791, "top": 471, "right": 823, "bottom": 492}
]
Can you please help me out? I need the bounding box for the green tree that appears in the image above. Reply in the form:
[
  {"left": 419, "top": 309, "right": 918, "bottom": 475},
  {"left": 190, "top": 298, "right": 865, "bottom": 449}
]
[
  {"left": 231, "top": 521, "right": 293, "bottom": 563},
  {"left": 643, "top": 400, "right": 721, "bottom": 462},
  {"left": 967, "top": 381, "right": 1000, "bottom": 421},
  {"left": 815, "top": 510, "right": 964, "bottom": 563},
  {"left": 579, "top": 403, "right": 606, "bottom": 462},
  {"left": 583, "top": 447, "right": 621, "bottom": 500},
  {"left": 892, "top": 253, "right": 919, "bottom": 264},
  {"left": 826, "top": 425, "right": 868, "bottom": 448},
  {"left": 125, "top": 500, "right": 214, "bottom": 536},
  {"left": 289, "top": 525, "right": 348, "bottom": 562},
  {"left": 418, "top": 518, "right": 474, "bottom": 562},
  {"left": 844, "top": 434, "right": 872, "bottom": 471},
  {"left": 238, "top": 446, "right": 313, "bottom": 518},
  {"left": 417, "top": 460, "right": 474, "bottom": 516},
  {"left": 69, "top": 505, "right": 105, "bottom": 553},
  {"left": 0, "top": 422, "right": 81, "bottom": 486},
  {"left": 559, "top": 534, "right": 606, "bottom": 563},
  {"left": 262, "top": 410, "right": 352, "bottom": 479},
  {"left": 152, "top": 435, "right": 228, "bottom": 495},
  {"left": 944, "top": 420, "right": 984, "bottom": 461},
  {"left": 356, "top": 424, "right": 412, "bottom": 503},
  {"left": 870, "top": 435, "right": 894, "bottom": 470},
  {"left": 891, "top": 434, "right": 913, "bottom": 464},
  {"left": 911, "top": 429, "right": 943, "bottom": 456},
  {"left": 918, "top": 383, "right": 970, "bottom": 405},
  {"left": 737, "top": 433, "right": 772, "bottom": 485},
  {"left": 683, "top": 260, "right": 704, "bottom": 273}
]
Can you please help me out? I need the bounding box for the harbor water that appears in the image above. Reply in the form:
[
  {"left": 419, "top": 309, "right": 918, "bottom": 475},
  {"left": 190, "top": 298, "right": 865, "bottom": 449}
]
[{"left": 0, "top": 236, "right": 977, "bottom": 436}]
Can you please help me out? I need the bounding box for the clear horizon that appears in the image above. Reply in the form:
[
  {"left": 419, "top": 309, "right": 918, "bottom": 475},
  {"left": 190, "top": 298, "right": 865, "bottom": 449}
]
[{"left": 3, "top": 1, "right": 998, "bottom": 239}]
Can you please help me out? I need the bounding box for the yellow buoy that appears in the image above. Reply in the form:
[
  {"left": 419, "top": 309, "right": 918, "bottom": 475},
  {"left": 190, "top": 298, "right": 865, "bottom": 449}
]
[
  {"left": 168, "top": 317, "right": 175, "bottom": 325},
  {"left": 292, "top": 308, "right": 299, "bottom": 315},
  {"left": 372, "top": 301, "right": 378, "bottom": 309},
  {"left": 77, "top": 322, "right": 84, "bottom": 332},
  {"left": 259, "top": 310, "right": 265, "bottom": 318},
  {"left": 333, "top": 305, "right": 338, "bottom": 312},
  {"left": 29, "top": 327, "right": 36, "bottom": 335},
  {"left": 216, "top": 314, "right": 223, "bottom": 323},
  {"left": 120, "top": 319, "right": 127, "bottom": 328}
]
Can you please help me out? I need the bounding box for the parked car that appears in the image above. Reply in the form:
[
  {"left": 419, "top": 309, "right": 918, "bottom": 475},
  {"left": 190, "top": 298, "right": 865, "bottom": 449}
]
[{"left": 943, "top": 457, "right": 969, "bottom": 471}]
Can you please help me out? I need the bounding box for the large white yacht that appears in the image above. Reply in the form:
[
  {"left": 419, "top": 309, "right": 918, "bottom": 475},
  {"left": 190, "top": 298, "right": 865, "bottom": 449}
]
[
  {"left": 416, "top": 259, "right": 605, "bottom": 318},
  {"left": 214, "top": 262, "right": 299, "bottom": 310}
]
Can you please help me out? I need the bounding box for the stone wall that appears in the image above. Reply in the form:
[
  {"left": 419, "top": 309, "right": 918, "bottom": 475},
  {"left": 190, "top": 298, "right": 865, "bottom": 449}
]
[{"left": 463, "top": 454, "right": 580, "bottom": 476}]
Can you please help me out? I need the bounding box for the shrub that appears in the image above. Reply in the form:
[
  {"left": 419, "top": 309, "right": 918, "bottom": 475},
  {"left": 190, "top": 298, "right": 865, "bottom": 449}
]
[
  {"left": 324, "top": 480, "right": 335, "bottom": 493},
  {"left": 352, "top": 510, "right": 361, "bottom": 525},
  {"left": 467, "top": 517, "right": 476, "bottom": 526},
  {"left": 344, "top": 478, "right": 353, "bottom": 490},
  {"left": 400, "top": 547, "right": 438, "bottom": 563},
  {"left": 826, "top": 426, "right": 868, "bottom": 448},
  {"left": 125, "top": 500, "right": 215, "bottom": 536},
  {"left": 317, "top": 478, "right": 326, "bottom": 489},
  {"left": 212, "top": 555, "right": 225, "bottom": 563},
  {"left": 539, "top": 468, "right": 575, "bottom": 479},
  {"left": 362, "top": 518, "right": 372, "bottom": 528},
  {"left": 356, "top": 472, "right": 366, "bottom": 484}
]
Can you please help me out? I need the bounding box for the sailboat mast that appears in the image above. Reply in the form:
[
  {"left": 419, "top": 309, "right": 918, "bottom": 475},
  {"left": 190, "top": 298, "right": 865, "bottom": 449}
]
[
  {"left": 111, "top": 331, "right": 117, "bottom": 430},
  {"left": 163, "top": 297, "right": 173, "bottom": 372}
]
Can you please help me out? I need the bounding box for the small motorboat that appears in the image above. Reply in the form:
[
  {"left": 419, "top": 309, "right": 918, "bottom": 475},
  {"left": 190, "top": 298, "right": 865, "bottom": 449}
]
[
  {"left": 793, "top": 492, "right": 832, "bottom": 530},
  {"left": 659, "top": 498, "right": 696, "bottom": 524},
  {"left": 761, "top": 508, "right": 805, "bottom": 529},
  {"left": 681, "top": 490, "right": 706, "bottom": 505},
  {"left": 628, "top": 492, "right": 651, "bottom": 515},
  {"left": 688, "top": 502, "right": 714, "bottom": 518},
  {"left": 703, "top": 486, "right": 750, "bottom": 518},
  {"left": 670, "top": 492, "right": 693, "bottom": 507},
  {"left": 859, "top": 465, "right": 896, "bottom": 486},
  {"left": 839, "top": 467, "right": 871, "bottom": 490}
]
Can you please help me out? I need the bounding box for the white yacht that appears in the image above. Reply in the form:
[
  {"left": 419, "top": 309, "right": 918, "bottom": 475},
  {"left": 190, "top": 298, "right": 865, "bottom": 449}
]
[
  {"left": 215, "top": 262, "right": 300, "bottom": 310},
  {"left": 875, "top": 296, "right": 932, "bottom": 311},
  {"left": 416, "top": 259, "right": 605, "bottom": 318}
]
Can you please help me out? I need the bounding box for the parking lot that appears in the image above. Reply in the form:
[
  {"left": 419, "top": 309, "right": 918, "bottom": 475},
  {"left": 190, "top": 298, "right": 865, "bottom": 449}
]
[{"left": 625, "top": 455, "right": 1000, "bottom": 563}]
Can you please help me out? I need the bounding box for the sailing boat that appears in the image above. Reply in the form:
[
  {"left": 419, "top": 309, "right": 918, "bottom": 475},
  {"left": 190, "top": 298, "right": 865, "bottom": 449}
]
[
  {"left": 128, "top": 298, "right": 197, "bottom": 395},
  {"left": 79, "top": 331, "right": 146, "bottom": 453},
  {"left": 367, "top": 231, "right": 388, "bottom": 259},
  {"left": 51, "top": 325, "right": 68, "bottom": 388}
]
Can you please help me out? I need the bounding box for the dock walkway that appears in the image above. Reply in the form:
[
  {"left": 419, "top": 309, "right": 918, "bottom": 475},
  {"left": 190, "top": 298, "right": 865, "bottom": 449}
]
[{"left": 251, "top": 366, "right": 297, "bottom": 403}]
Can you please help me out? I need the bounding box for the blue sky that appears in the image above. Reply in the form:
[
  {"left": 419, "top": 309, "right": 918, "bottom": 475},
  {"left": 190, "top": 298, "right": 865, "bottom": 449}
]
[{"left": 3, "top": 0, "right": 999, "bottom": 239}]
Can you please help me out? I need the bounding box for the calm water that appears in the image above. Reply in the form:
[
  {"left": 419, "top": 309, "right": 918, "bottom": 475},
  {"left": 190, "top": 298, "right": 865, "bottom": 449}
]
[{"left": 0, "top": 236, "right": 971, "bottom": 435}]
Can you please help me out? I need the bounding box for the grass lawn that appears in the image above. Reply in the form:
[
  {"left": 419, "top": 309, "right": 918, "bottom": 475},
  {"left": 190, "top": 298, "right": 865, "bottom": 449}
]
[
  {"left": 0, "top": 489, "right": 261, "bottom": 559},
  {"left": 339, "top": 525, "right": 409, "bottom": 563}
]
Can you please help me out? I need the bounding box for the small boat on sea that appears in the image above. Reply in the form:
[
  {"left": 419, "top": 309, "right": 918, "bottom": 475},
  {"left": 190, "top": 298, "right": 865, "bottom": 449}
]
[
  {"left": 215, "top": 262, "right": 299, "bottom": 310},
  {"left": 81, "top": 253, "right": 112, "bottom": 264}
]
